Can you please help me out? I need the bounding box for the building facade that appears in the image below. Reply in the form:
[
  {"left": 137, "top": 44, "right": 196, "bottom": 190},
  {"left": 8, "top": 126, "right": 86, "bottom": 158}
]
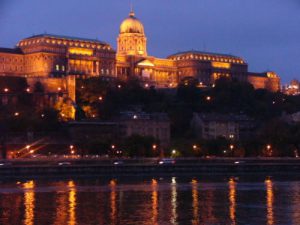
[
  {"left": 282, "top": 79, "right": 300, "bottom": 96},
  {"left": 0, "top": 9, "right": 281, "bottom": 108},
  {"left": 119, "top": 111, "right": 171, "bottom": 147},
  {"left": 191, "top": 113, "right": 255, "bottom": 141}
]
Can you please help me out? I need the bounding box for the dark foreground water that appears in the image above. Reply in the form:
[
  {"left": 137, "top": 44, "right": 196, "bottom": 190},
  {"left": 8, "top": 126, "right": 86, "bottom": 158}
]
[{"left": 0, "top": 175, "right": 299, "bottom": 225}]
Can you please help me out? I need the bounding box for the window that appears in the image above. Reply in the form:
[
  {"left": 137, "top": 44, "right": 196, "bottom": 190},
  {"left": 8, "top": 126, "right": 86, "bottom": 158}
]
[{"left": 56, "top": 65, "right": 60, "bottom": 71}]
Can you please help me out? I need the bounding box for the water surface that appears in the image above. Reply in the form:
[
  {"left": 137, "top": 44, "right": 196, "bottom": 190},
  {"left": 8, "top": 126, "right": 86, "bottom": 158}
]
[{"left": 0, "top": 175, "right": 299, "bottom": 225}]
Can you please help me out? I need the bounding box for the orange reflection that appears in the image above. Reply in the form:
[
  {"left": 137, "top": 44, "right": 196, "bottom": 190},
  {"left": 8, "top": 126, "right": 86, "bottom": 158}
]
[
  {"left": 151, "top": 179, "right": 158, "bottom": 225},
  {"left": 228, "top": 178, "right": 237, "bottom": 225},
  {"left": 265, "top": 178, "right": 274, "bottom": 225},
  {"left": 191, "top": 179, "right": 199, "bottom": 225},
  {"left": 53, "top": 184, "right": 68, "bottom": 225},
  {"left": 170, "top": 177, "right": 178, "bottom": 224},
  {"left": 68, "top": 181, "right": 77, "bottom": 225},
  {"left": 110, "top": 179, "right": 117, "bottom": 225},
  {"left": 23, "top": 181, "right": 35, "bottom": 225}
]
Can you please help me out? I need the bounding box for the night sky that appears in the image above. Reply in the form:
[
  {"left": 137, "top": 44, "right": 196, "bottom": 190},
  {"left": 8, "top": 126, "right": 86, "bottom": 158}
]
[{"left": 0, "top": 0, "right": 299, "bottom": 83}]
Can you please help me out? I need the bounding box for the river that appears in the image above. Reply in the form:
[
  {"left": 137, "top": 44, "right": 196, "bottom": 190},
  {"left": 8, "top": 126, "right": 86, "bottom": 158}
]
[{"left": 0, "top": 175, "right": 299, "bottom": 225}]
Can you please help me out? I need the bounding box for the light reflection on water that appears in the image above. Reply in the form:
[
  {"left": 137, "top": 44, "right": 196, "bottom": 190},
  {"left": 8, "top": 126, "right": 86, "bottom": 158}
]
[
  {"left": 170, "top": 177, "right": 177, "bottom": 225},
  {"left": 23, "top": 181, "right": 35, "bottom": 225},
  {"left": 266, "top": 178, "right": 274, "bottom": 225},
  {"left": 191, "top": 179, "right": 199, "bottom": 225},
  {"left": 0, "top": 176, "right": 299, "bottom": 224},
  {"left": 151, "top": 179, "right": 158, "bottom": 225},
  {"left": 228, "top": 178, "right": 236, "bottom": 225}
]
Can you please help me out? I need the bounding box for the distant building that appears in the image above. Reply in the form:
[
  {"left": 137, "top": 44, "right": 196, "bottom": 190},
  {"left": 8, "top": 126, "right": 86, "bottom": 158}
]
[
  {"left": 282, "top": 79, "right": 300, "bottom": 96},
  {"left": 119, "top": 111, "right": 170, "bottom": 147},
  {"left": 68, "top": 121, "right": 119, "bottom": 141},
  {"left": 68, "top": 111, "right": 171, "bottom": 147},
  {"left": 0, "top": 9, "right": 281, "bottom": 115},
  {"left": 282, "top": 112, "right": 300, "bottom": 124},
  {"left": 191, "top": 113, "right": 255, "bottom": 140}
]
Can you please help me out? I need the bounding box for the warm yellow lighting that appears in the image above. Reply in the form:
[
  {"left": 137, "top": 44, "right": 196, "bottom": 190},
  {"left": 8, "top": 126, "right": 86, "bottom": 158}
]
[
  {"left": 68, "top": 181, "right": 76, "bottom": 225},
  {"left": 265, "top": 178, "right": 274, "bottom": 225},
  {"left": 171, "top": 177, "right": 178, "bottom": 224},
  {"left": 69, "top": 47, "right": 93, "bottom": 56},
  {"left": 110, "top": 179, "right": 117, "bottom": 224},
  {"left": 228, "top": 178, "right": 236, "bottom": 225},
  {"left": 212, "top": 62, "right": 231, "bottom": 69},
  {"left": 267, "top": 72, "right": 278, "bottom": 78},
  {"left": 191, "top": 179, "right": 199, "bottom": 224},
  {"left": 23, "top": 181, "right": 35, "bottom": 225},
  {"left": 14, "top": 112, "right": 20, "bottom": 117},
  {"left": 4, "top": 88, "right": 9, "bottom": 92},
  {"left": 137, "top": 59, "right": 154, "bottom": 67},
  {"left": 151, "top": 179, "right": 158, "bottom": 224}
]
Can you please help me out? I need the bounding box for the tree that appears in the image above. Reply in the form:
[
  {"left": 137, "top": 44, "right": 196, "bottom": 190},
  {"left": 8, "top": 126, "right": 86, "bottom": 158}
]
[
  {"left": 33, "top": 81, "right": 45, "bottom": 93},
  {"left": 121, "top": 135, "right": 157, "bottom": 157}
]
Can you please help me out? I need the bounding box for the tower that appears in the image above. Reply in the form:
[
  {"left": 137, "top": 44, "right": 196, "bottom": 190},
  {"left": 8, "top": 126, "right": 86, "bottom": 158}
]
[{"left": 117, "top": 9, "right": 147, "bottom": 57}]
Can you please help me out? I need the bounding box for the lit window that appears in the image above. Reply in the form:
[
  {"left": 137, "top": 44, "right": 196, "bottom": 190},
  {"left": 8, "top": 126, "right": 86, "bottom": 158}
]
[{"left": 56, "top": 65, "right": 59, "bottom": 71}]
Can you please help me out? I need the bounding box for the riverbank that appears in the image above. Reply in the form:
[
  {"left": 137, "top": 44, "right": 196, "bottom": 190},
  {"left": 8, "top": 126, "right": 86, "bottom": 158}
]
[{"left": 1, "top": 158, "right": 300, "bottom": 178}]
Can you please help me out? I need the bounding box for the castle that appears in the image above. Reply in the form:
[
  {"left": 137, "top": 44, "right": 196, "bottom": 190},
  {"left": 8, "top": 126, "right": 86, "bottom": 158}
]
[{"left": 0, "top": 9, "right": 280, "bottom": 105}]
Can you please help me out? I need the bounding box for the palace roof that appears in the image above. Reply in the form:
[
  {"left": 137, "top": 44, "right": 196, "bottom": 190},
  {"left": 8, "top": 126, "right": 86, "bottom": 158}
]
[
  {"left": 168, "top": 50, "right": 243, "bottom": 60},
  {"left": 0, "top": 47, "right": 23, "bottom": 54},
  {"left": 22, "top": 34, "right": 108, "bottom": 45}
]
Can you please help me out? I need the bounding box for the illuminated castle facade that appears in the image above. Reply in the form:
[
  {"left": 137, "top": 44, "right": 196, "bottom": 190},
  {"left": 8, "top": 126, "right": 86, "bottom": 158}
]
[{"left": 0, "top": 9, "right": 280, "bottom": 103}]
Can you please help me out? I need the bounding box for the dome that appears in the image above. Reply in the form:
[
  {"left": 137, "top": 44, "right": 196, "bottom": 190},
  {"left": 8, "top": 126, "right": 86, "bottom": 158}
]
[{"left": 120, "top": 11, "right": 145, "bottom": 34}]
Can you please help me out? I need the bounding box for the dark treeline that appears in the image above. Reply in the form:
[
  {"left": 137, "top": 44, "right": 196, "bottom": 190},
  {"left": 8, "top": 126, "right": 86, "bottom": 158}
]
[
  {"left": 1, "top": 77, "right": 300, "bottom": 157},
  {"left": 76, "top": 77, "right": 300, "bottom": 157}
]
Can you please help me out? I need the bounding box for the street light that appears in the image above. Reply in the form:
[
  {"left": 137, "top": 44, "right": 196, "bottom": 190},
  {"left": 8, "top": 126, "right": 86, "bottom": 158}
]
[
  {"left": 152, "top": 144, "right": 157, "bottom": 150},
  {"left": 230, "top": 145, "right": 234, "bottom": 151},
  {"left": 193, "top": 145, "right": 198, "bottom": 150},
  {"left": 266, "top": 144, "right": 272, "bottom": 157},
  {"left": 69, "top": 145, "right": 75, "bottom": 155}
]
